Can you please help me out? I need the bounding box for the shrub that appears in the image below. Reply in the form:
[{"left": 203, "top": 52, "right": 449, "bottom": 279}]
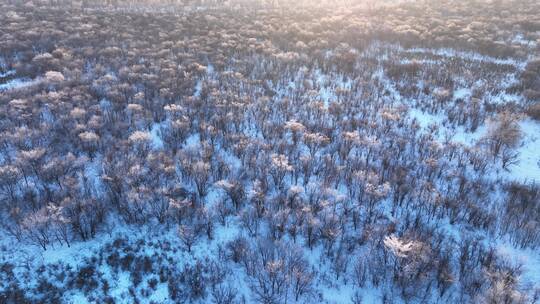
[
  {"left": 148, "top": 278, "right": 158, "bottom": 290},
  {"left": 74, "top": 266, "right": 95, "bottom": 289},
  {"left": 526, "top": 102, "right": 540, "bottom": 121}
]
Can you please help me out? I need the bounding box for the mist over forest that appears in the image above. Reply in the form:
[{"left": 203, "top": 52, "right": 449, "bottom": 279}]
[{"left": 0, "top": 0, "right": 539, "bottom": 303}]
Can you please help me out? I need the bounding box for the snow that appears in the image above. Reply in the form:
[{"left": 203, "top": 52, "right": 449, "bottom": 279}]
[
  {"left": 496, "top": 241, "right": 540, "bottom": 289},
  {"left": 373, "top": 67, "right": 402, "bottom": 102},
  {"left": 508, "top": 119, "right": 540, "bottom": 182},
  {"left": 406, "top": 47, "right": 526, "bottom": 68},
  {"left": 109, "top": 271, "right": 132, "bottom": 301},
  {"left": 212, "top": 220, "right": 241, "bottom": 244},
  {"left": 99, "top": 98, "right": 112, "bottom": 111},
  {"left": 408, "top": 108, "right": 445, "bottom": 129},
  {"left": 0, "top": 70, "right": 16, "bottom": 78},
  {"left": 416, "top": 114, "right": 540, "bottom": 183},
  {"left": 407, "top": 78, "right": 540, "bottom": 183},
  {"left": 320, "top": 283, "right": 386, "bottom": 304},
  {"left": 0, "top": 77, "right": 39, "bottom": 91},
  {"left": 360, "top": 288, "right": 385, "bottom": 303},
  {"left": 299, "top": 240, "right": 390, "bottom": 304},
  {"left": 84, "top": 155, "right": 105, "bottom": 196},
  {"left": 194, "top": 79, "right": 202, "bottom": 97},
  {"left": 487, "top": 92, "right": 522, "bottom": 105},
  {"left": 150, "top": 283, "right": 169, "bottom": 302},
  {"left": 204, "top": 188, "right": 224, "bottom": 209},
  {"left": 511, "top": 33, "right": 537, "bottom": 47},
  {"left": 451, "top": 124, "right": 487, "bottom": 145},
  {"left": 184, "top": 133, "right": 201, "bottom": 148},
  {"left": 0, "top": 218, "right": 246, "bottom": 303},
  {"left": 450, "top": 118, "right": 540, "bottom": 183},
  {"left": 39, "top": 225, "right": 131, "bottom": 265},
  {"left": 1, "top": 37, "right": 539, "bottom": 304},
  {"left": 399, "top": 58, "right": 437, "bottom": 65},
  {"left": 206, "top": 63, "right": 215, "bottom": 75},
  {"left": 218, "top": 148, "right": 242, "bottom": 174},
  {"left": 453, "top": 88, "right": 471, "bottom": 100},
  {"left": 313, "top": 69, "right": 352, "bottom": 107},
  {"left": 66, "top": 293, "right": 91, "bottom": 304},
  {"left": 149, "top": 122, "right": 165, "bottom": 149}
]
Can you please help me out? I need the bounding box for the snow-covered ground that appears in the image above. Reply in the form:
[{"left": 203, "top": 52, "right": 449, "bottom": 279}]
[
  {"left": 406, "top": 47, "right": 527, "bottom": 68},
  {"left": 496, "top": 240, "right": 540, "bottom": 290},
  {"left": 0, "top": 70, "right": 16, "bottom": 78},
  {"left": 149, "top": 121, "right": 165, "bottom": 150},
  {"left": 2, "top": 37, "right": 539, "bottom": 303},
  {"left": 509, "top": 119, "right": 540, "bottom": 182},
  {"left": 0, "top": 77, "right": 39, "bottom": 91},
  {"left": 410, "top": 107, "right": 540, "bottom": 183},
  {"left": 0, "top": 219, "right": 247, "bottom": 303}
]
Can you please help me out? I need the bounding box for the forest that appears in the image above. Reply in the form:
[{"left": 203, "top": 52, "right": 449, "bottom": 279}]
[{"left": 0, "top": 0, "right": 539, "bottom": 303}]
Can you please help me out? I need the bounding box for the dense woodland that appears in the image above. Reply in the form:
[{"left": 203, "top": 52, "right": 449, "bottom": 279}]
[{"left": 0, "top": 0, "right": 540, "bottom": 303}]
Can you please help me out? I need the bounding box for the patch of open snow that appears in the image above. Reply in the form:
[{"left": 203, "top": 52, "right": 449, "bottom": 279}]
[
  {"left": 0, "top": 77, "right": 39, "bottom": 91},
  {"left": 453, "top": 88, "right": 471, "bottom": 100},
  {"left": 487, "top": 92, "right": 522, "bottom": 105},
  {"left": 399, "top": 58, "right": 438, "bottom": 65},
  {"left": 84, "top": 155, "right": 104, "bottom": 196},
  {"left": 0, "top": 70, "right": 16, "bottom": 78},
  {"left": 304, "top": 241, "right": 388, "bottom": 304},
  {"left": 100, "top": 99, "right": 112, "bottom": 111},
  {"left": 150, "top": 283, "right": 169, "bottom": 302},
  {"left": 194, "top": 79, "right": 202, "bottom": 97},
  {"left": 321, "top": 284, "right": 356, "bottom": 303},
  {"left": 434, "top": 217, "right": 463, "bottom": 244},
  {"left": 150, "top": 122, "right": 165, "bottom": 150},
  {"left": 206, "top": 63, "right": 214, "bottom": 75},
  {"left": 184, "top": 133, "right": 201, "bottom": 148},
  {"left": 451, "top": 124, "right": 487, "bottom": 146},
  {"left": 508, "top": 119, "right": 540, "bottom": 182},
  {"left": 14, "top": 224, "right": 134, "bottom": 267},
  {"left": 41, "top": 106, "right": 55, "bottom": 123},
  {"left": 65, "top": 293, "right": 90, "bottom": 304},
  {"left": 219, "top": 149, "right": 242, "bottom": 173},
  {"left": 408, "top": 108, "right": 446, "bottom": 129},
  {"left": 406, "top": 47, "right": 526, "bottom": 68},
  {"left": 511, "top": 34, "right": 537, "bottom": 47},
  {"left": 314, "top": 70, "right": 333, "bottom": 107},
  {"left": 110, "top": 271, "right": 132, "bottom": 301},
  {"left": 212, "top": 220, "right": 241, "bottom": 244},
  {"left": 205, "top": 188, "right": 223, "bottom": 209},
  {"left": 359, "top": 287, "right": 385, "bottom": 303},
  {"left": 449, "top": 118, "right": 540, "bottom": 182},
  {"left": 373, "top": 67, "right": 402, "bottom": 103},
  {"left": 496, "top": 241, "right": 540, "bottom": 289},
  {"left": 313, "top": 69, "right": 352, "bottom": 107},
  {"left": 39, "top": 232, "right": 110, "bottom": 265}
]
